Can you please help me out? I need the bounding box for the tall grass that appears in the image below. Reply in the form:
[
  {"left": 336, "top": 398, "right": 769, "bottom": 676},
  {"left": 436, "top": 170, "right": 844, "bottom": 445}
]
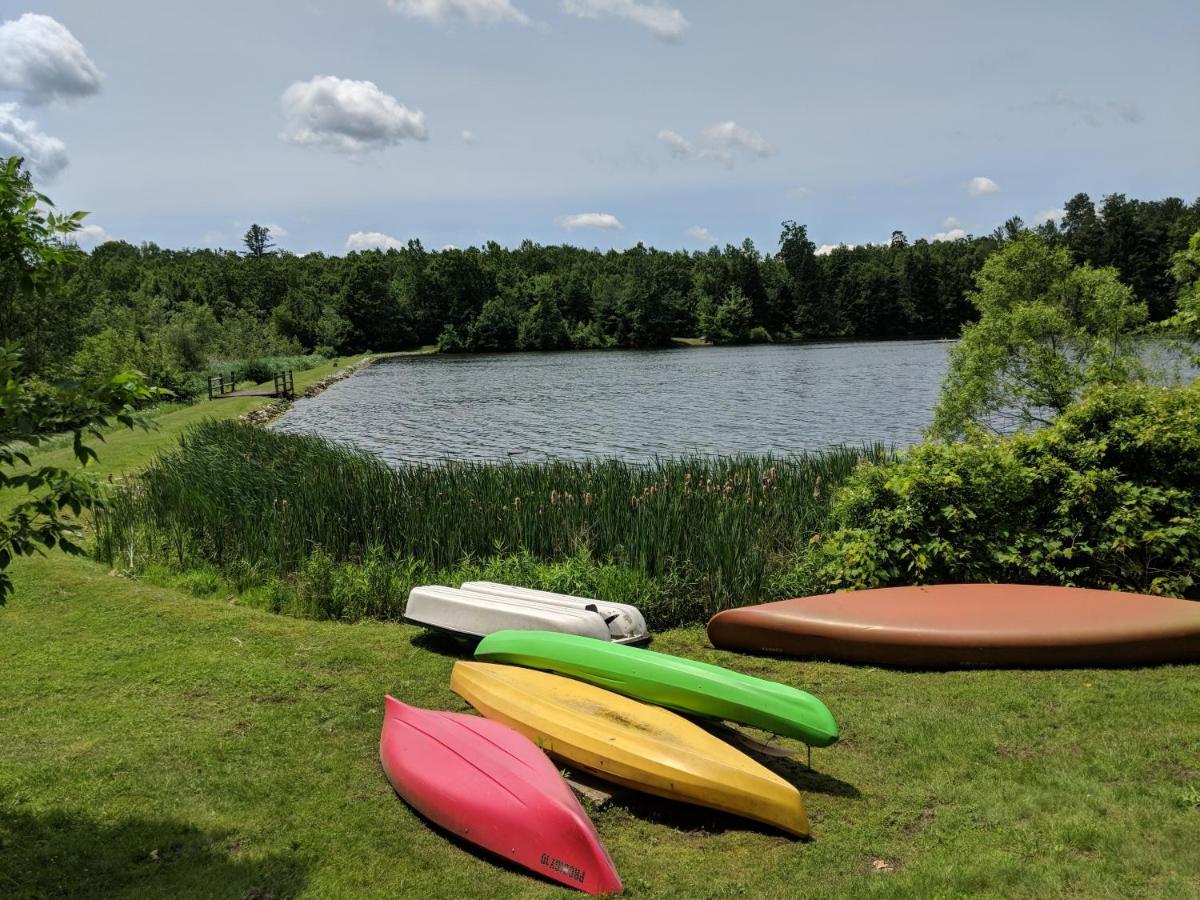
[{"left": 96, "top": 420, "right": 885, "bottom": 622}]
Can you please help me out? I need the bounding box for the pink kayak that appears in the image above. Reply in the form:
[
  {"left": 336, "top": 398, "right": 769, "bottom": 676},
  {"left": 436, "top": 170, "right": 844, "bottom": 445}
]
[{"left": 379, "top": 695, "right": 623, "bottom": 895}]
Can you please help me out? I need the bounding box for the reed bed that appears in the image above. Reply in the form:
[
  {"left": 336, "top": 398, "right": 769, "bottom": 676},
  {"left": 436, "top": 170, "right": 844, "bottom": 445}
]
[{"left": 96, "top": 420, "right": 885, "bottom": 622}]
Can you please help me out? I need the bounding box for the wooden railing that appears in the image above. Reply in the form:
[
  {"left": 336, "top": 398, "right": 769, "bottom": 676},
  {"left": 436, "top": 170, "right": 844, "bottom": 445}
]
[
  {"left": 273, "top": 369, "right": 295, "bottom": 400},
  {"left": 207, "top": 372, "right": 236, "bottom": 400}
]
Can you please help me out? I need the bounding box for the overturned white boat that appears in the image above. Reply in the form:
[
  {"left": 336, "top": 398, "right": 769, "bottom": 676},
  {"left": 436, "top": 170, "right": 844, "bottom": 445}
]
[
  {"left": 403, "top": 585, "right": 613, "bottom": 642},
  {"left": 459, "top": 581, "right": 649, "bottom": 644}
]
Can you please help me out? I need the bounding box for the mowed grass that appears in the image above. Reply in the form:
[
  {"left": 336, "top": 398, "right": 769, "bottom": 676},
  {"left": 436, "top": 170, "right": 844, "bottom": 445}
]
[
  {"left": 4, "top": 352, "right": 1200, "bottom": 897},
  {"left": 3, "top": 552, "right": 1199, "bottom": 899},
  {"left": 1, "top": 354, "right": 372, "bottom": 495}
]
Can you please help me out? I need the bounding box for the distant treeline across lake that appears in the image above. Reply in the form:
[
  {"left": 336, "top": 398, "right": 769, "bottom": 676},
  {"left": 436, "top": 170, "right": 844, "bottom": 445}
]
[{"left": 11, "top": 185, "right": 1198, "bottom": 401}]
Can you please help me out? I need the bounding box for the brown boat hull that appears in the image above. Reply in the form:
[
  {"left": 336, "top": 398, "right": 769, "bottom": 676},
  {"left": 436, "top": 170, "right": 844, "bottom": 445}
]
[{"left": 706, "top": 584, "right": 1200, "bottom": 668}]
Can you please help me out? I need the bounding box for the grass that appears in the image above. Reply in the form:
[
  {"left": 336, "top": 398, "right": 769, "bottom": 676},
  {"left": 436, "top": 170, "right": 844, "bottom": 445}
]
[
  {"left": 3, "top": 351, "right": 1200, "bottom": 897},
  {"left": 95, "top": 420, "right": 884, "bottom": 623},
  {"left": 3, "top": 552, "right": 1199, "bottom": 898},
  {"left": 0, "top": 355, "right": 371, "bottom": 496}
]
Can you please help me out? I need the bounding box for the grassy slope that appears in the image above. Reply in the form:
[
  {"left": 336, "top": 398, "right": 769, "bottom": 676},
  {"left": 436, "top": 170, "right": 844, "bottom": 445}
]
[
  {"left": 3, "top": 355, "right": 371, "bottom": 487},
  {"left": 2, "top": 353, "right": 1199, "bottom": 898}
]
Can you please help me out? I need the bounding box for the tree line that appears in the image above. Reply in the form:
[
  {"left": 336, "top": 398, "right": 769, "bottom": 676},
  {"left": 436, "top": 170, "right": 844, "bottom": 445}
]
[{"left": 2, "top": 155, "right": 1197, "bottom": 396}]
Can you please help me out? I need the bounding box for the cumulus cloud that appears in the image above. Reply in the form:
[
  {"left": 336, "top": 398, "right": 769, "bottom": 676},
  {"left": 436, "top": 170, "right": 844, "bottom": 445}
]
[
  {"left": 70, "top": 223, "right": 113, "bottom": 248},
  {"left": 685, "top": 225, "right": 716, "bottom": 245},
  {"left": 815, "top": 243, "right": 855, "bottom": 256},
  {"left": 1033, "top": 207, "right": 1066, "bottom": 226},
  {"left": 345, "top": 231, "right": 406, "bottom": 251},
  {"left": 461, "top": 129, "right": 476, "bottom": 143},
  {"left": 281, "top": 76, "right": 427, "bottom": 154},
  {"left": 656, "top": 120, "right": 775, "bottom": 167},
  {"left": 562, "top": 0, "right": 688, "bottom": 41},
  {"left": 930, "top": 228, "right": 967, "bottom": 242},
  {"left": 0, "top": 13, "right": 102, "bottom": 104},
  {"left": 260, "top": 222, "right": 289, "bottom": 238},
  {"left": 558, "top": 212, "right": 623, "bottom": 231},
  {"left": 0, "top": 103, "right": 68, "bottom": 180},
  {"left": 388, "top": 0, "right": 530, "bottom": 26},
  {"left": 967, "top": 176, "right": 999, "bottom": 196},
  {"left": 942, "top": 216, "right": 961, "bottom": 229}
]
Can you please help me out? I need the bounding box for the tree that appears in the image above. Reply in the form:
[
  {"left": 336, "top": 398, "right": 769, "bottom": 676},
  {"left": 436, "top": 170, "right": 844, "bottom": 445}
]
[
  {"left": 698, "top": 287, "right": 754, "bottom": 344},
  {"left": 778, "top": 221, "right": 823, "bottom": 336},
  {"left": 1165, "top": 230, "right": 1200, "bottom": 362},
  {"left": 242, "top": 224, "right": 275, "bottom": 258},
  {"left": 0, "top": 158, "right": 161, "bottom": 600},
  {"left": 930, "top": 233, "right": 1149, "bottom": 439}
]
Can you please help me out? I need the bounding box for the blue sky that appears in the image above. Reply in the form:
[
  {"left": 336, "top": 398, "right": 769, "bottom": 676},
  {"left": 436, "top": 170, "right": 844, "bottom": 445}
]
[{"left": 1, "top": 0, "right": 1197, "bottom": 255}]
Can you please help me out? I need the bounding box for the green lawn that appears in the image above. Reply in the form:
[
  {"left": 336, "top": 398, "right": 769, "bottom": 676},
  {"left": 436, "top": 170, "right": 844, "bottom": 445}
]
[{"left": 2, "top": 355, "right": 1199, "bottom": 898}]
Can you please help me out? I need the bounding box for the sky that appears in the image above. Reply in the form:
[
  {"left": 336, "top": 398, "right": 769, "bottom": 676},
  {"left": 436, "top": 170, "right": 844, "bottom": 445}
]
[{"left": 1, "top": 0, "right": 1198, "bottom": 255}]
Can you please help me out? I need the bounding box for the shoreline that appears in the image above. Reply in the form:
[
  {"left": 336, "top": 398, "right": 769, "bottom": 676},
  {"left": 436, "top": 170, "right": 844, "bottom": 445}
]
[{"left": 239, "top": 354, "right": 380, "bottom": 428}]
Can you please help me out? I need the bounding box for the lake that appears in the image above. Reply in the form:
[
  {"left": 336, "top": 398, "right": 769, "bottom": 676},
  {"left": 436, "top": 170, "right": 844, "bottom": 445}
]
[{"left": 273, "top": 340, "right": 954, "bottom": 464}]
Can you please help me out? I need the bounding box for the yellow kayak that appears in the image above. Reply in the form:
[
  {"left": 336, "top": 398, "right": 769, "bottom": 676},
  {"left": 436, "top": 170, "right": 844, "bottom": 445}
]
[{"left": 450, "top": 661, "right": 810, "bottom": 837}]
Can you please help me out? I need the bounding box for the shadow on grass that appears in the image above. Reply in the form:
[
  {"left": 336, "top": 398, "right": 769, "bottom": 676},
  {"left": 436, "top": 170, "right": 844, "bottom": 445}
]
[
  {"left": 0, "top": 806, "right": 306, "bottom": 899},
  {"left": 767, "top": 759, "right": 862, "bottom": 799},
  {"left": 606, "top": 788, "right": 812, "bottom": 841},
  {"left": 408, "top": 629, "right": 479, "bottom": 659}
]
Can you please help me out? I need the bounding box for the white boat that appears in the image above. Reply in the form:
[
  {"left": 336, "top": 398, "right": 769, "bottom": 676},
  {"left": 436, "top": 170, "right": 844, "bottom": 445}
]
[
  {"left": 459, "top": 581, "right": 649, "bottom": 644},
  {"left": 403, "top": 586, "right": 612, "bottom": 641}
]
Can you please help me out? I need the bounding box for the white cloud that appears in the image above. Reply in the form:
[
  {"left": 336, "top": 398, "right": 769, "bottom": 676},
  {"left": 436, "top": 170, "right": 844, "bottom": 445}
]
[
  {"left": 942, "top": 216, "right": 961, "bottom": 229},
  {"left": 388, "top": 0, "right": 530, "bottom": 26},
  {"left": 930, "top": 228, "right": 967, "bottom": 242},
  {"left": 461, "top": 129, "right": 476, "bottom": 143},
  {"left": 967, "top": 176, "right": 1000, "bottom": 196},
  {"left": 441, "top": 243, "right": 459, "bottom": 250},
  {"left": 1033, "top": 207, "right": 1066, "bottom": 226},
  {"left": 562, "top": 0, "right": 688, "bottom": 41},
  {"left": 281, "top": 76, "right": 427, "bottom": 154},
  {"left": 71, "top": 223, "right": 112, "bottom": 248},
  {"left": 815, "top": 243, "right": 855, "bottom": 255},
  {"left": 657, "top": 120, "right": 775, "bottom": 167},
  {"left": 0, "top": 13, "right": 102, "bottom": 104},
  {"left": 0, "top": 103, "right": 68, "bottom": 180},
  {"left": 558, "top": 212, "right": 623, "bottom": 231},
  {"left": 345, "top": 231, "right": 406, "bottom": 251},
  {"left": 656, "top": 128, "right": 694, "bottom": 159},
  {"left": 262, "top": 222, "right": 289, "bottom": 238},
  {"left": 685, "top": 225, "right": 716, "bottom": 245},
  {"left": 787, "top": 187, "right": 811, "bottom": 201}
]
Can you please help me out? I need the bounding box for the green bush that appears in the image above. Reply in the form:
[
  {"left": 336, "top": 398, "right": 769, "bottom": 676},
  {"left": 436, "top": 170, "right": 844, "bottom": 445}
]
[{"left": 821, "top": 381, "right": 1200, "bottom": 597}]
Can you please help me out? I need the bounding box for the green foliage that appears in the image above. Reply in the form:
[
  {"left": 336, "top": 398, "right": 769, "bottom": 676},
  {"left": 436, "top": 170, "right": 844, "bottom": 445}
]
[
  {"left": 699, "top": 286, "right": 754, "bottom": 344},
  {"left": 931, "top": 234, "right": 1150, "bottom": 439},
  {"left": 95, "top": 420, "right": 880, "bottom": 620},
  {"left": 0, "top": 343, "right": 161, "bottom": 601},
  {"left": 516, "top": 296, "right": 570, "bottom": 351},
  {"left": 0, "top": 159, "right": 165, "bottom": 600},
  {"left": 435, "top": 323, "right": 468, "bottom": 353},
  {"left": 1164, "top": 230, "right": 1200, "bottom": 361},
  {"left": 822, "top": 381, "right": 1200, "bottom": 597}
]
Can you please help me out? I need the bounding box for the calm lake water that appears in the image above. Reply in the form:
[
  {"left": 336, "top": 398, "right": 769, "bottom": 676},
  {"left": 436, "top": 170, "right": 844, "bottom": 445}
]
[{"left": 273, "top": 340, "right": 954, "bottom": 464}]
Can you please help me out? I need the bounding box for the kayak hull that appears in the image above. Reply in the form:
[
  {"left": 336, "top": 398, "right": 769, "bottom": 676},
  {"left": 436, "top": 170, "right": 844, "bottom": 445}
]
[
  {"left": 404, "top": 585, "right": 611, "bottom": 642},
  {"left": 707, "top": 584, "right": 1200, "bottom": 668},
  {"left": 379, "top": 696, "right": 622, "bottom": 895},
  {"left": 474, "top": 629, "right": 837, "bottom": 747},
  {"left": 460, "top": 581, "right": 649, "bottom": 644},
  {"left": 451, "top": 662, "right": 810, "bottom": 838}
]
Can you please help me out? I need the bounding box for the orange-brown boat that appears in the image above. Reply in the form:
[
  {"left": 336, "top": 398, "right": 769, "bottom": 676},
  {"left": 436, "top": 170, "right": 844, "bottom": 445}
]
[{"left": 706, "top": 584, "right": 1200, "bottom": 668}]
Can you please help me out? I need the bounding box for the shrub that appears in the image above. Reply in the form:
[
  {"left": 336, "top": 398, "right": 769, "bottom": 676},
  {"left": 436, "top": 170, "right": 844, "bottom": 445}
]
[{"left": 820, "top": 381, "right": 1200, "bottom": 597}]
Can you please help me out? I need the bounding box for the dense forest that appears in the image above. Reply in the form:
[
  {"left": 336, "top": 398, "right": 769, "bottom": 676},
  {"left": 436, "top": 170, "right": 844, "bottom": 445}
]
[{"left": 3, "top": 156, "right": 1198, "bottom": 397}]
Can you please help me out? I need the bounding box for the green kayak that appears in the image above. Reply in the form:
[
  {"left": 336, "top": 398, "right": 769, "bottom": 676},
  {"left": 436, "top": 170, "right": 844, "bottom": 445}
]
[{"left": 473, "top": 629, "right": 839, "bottom": 747}]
